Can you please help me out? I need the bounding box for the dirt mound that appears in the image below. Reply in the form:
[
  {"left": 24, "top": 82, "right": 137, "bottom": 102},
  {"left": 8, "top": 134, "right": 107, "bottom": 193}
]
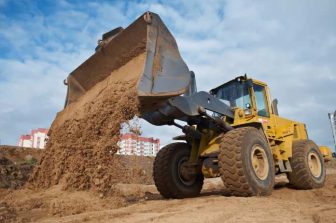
[
  {"left": 0, "top": 146, "right": 42, "bottom": 189},
  {"left": 29, "top": 53, "right": 145, "bottom": 195},
  {"left": 0, "top": 159, "right": 34, "bottom": 189},
  {"left": 118, "top": 155, "right": 154, "bottom": 185},
  {"left": 0, "top": 202, "right": 17, "bottom": 223},
  {"left": 326, "top": 159, "right": 336, "bottom": 168},
  {"left": 0, "top": 146, "right": 42, "bottom": 163},
  {"left": 1, "top": 155, "right": 154, "bottom": 222}
]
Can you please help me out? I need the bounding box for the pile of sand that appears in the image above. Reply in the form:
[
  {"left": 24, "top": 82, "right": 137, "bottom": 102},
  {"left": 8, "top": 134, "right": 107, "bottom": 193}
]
[
  {"left": 0, "top": 201, "right": 16, "bottom": 223},
  {"left": 0, "top": 154, "right": 155, "bottom": 223},
  {"left": 29, "top": 53, "right": 146, "bottom": 195},
  {"left": 0, "top": 146, "right": 42, "bottom": 163},
  {"left": 0, "top": 146, "right": 42, "bottom": 189},
  {"left": 0, "top": 158, "right": 34, "bottom": 189},
  {"left": 326, "top": 159, "right": 336, "bottom": 168}
]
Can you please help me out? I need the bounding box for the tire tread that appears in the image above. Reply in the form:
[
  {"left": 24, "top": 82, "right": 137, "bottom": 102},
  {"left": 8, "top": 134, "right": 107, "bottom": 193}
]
[
  {"left": 218, "top": 127, "right": 274, "bottom": 196},
  {"left": 153, "top": 143, "right": 203, "bottom": 198},
  {"left": 288, "top": 140, "right": 325, "bottom": 189}
]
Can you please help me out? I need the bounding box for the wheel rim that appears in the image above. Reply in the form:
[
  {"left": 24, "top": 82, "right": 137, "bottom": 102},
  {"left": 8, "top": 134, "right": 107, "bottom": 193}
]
[
  {"left": 308, "top": 151, "right": 322, "bottom": 178},
  {"left": 177, "top": 157, "right": 196, "bottom": 186},
  {"left": 251, "top": 145, "right": 269, "bottom": 180}
]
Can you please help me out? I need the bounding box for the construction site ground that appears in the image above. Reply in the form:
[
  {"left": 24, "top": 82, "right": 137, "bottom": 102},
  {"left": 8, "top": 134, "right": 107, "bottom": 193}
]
[{"left": 1, "top": 146, "right": 336, "bottom": 223}]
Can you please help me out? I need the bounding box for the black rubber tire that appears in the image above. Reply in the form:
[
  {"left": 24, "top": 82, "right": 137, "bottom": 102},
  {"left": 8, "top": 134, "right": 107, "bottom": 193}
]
[
  {"left": 218, "top": 127, "right": 275, "bottom": 196},
  {"left": 153, "top": 143, "right": 204, "bottom": 199},
  {"left": 288, "top": 140, "right": 326, "bottom": 189}
]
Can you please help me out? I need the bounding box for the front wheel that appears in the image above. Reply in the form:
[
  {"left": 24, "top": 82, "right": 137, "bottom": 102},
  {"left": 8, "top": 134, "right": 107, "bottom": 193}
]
[
  {"left": 287, "top": 140, "right": 326, "bottom": 189},
  {"left": 153, "top": 143, "right": 204, "bottom": 199},
  {"left": 218, "top": 127, "right": 275, "bottom": 196}
]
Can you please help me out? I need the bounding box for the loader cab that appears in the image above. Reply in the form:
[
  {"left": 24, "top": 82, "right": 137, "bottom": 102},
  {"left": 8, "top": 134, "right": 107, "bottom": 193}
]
[{"left": 210, "top": 76, "right": 271, "bottom": 119}]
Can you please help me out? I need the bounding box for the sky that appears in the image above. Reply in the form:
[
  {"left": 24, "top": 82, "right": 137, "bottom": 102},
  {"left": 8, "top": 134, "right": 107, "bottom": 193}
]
[{"left": 0, "top": 0, "right": 335, "bottom": 151}]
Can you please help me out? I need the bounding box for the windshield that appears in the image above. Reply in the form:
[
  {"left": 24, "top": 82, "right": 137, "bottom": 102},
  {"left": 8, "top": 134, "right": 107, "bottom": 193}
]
[{"left": 213, "top": 81, "right": 251, "bottom": 109}]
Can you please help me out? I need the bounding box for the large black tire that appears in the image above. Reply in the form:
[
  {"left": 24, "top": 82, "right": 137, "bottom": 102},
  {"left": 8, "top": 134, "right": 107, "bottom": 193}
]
[
  {"left": 153, "top": 143, "right": 204, "bottom": 199},
  {"left": 288, "top": 140, "right": 326, "bottom": 189},
  {"left": 218, "top": 127, "right": 275, "bottom": 196}
]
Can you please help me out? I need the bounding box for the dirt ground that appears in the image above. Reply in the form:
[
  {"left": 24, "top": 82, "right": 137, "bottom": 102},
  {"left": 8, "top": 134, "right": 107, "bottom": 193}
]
[{"left": 1, "top": 164, "right": 335, "bottom": 223}]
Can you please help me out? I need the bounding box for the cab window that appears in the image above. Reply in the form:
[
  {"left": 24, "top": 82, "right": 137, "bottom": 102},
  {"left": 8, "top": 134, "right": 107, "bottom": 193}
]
[
  {"left": 214, "top": 81, "right": 251, "bottom": 110},
  {"left": 253, "top": 84, "right": 269, "bottom": 117}
]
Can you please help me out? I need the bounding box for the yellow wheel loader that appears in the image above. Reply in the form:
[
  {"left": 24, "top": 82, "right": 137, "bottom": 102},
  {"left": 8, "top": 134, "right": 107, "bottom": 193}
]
[{"left": 64, "top": 12, "right": 326, "bottom": 198}]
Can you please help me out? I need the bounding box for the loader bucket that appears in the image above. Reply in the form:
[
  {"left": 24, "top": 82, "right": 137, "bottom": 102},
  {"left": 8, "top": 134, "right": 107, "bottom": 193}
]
[{"left": 64, "top": 12, "right": 192, "bottom": 112}]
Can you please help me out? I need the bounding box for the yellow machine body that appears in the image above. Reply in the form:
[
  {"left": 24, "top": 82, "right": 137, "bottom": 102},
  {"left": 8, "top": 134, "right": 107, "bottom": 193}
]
[
  {"left": 198, "top": 77, "right": 312, "bottom": 177},
  {"left": 62, "top": 12, "right": 326, "bottom": 197},
  {"left": 319, "top": 146, "right": 333, "bottom": 162}
]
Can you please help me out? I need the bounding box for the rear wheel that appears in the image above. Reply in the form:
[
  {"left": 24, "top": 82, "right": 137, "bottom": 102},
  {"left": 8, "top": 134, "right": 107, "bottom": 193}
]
[
  {"left": 218, "top": 127, "right": 275, "bottom": 196},
  {"left": 153, "top": 143, "right": 204, "bottom": 198},
  {"left": 288, "top": 140, "right": 326, "bottom": 189}
]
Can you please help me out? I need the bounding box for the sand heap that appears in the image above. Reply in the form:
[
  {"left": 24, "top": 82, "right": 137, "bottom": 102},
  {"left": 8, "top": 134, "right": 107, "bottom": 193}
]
[
  {"left": 326, "top": 159, "right": 336, "bottom": 168},
  {"left": 0, "top": 146, "right": 42, "bottom": 189},
  {"left": 29, "top": 53, "right": 147, "bottom": 195}
]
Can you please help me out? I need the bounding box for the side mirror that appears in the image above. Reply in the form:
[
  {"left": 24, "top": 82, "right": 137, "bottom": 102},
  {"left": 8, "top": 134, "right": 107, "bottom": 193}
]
[{"left": 271, "top": 99, "right": 279, "bottom": 115}]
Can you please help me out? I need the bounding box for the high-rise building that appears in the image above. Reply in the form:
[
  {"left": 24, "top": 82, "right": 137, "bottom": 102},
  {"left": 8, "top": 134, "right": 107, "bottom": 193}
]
[
  {"left": 117, "top": 133, "right": 160, "bottom": 156},
  {"left": 328, "top": 111, "right": 336, "bottom": 151},
  {"left": 17, "top": 128, "right": 49, "bottom": 149}
]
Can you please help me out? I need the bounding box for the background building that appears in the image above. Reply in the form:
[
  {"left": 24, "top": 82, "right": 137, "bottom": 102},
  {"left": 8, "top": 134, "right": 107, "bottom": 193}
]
[
  {"left": 17, "top": 128, "right": 49, "bottom": 149},
  {"left": 118, "top": 133, "right": 160, "bottom": 156},
  {"left": 18, "top": 135, "right": 32, "bottom": 148},
  {"left": 329, "top": 111, "right": 336, "bottom": 151}
]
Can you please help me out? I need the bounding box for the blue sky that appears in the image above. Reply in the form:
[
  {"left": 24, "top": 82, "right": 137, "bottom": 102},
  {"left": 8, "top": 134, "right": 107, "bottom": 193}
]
[{"left": 0, "top": 0, "right": 336, "bottom": 151}]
